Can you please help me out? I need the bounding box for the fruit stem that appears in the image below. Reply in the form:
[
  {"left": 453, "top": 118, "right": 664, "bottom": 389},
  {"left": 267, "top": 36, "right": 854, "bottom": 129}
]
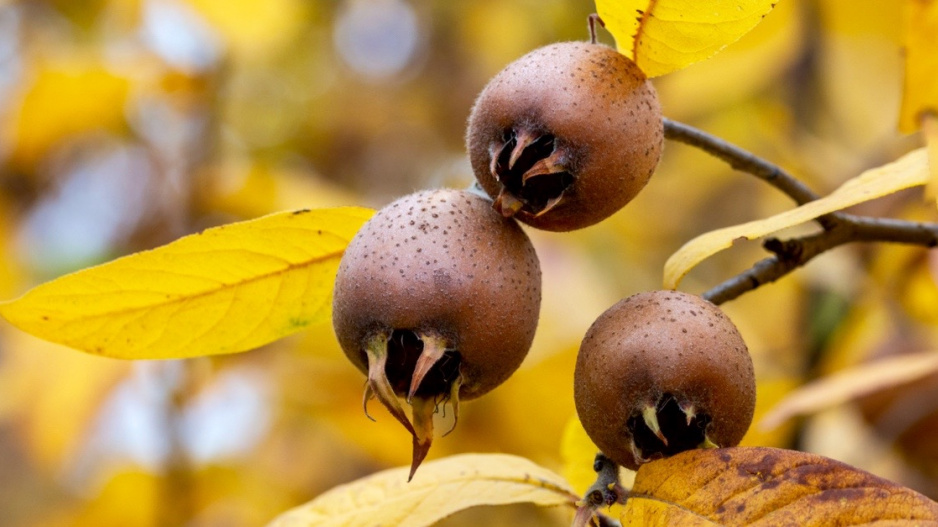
[
  {"left": 587, "top": 14, "right": 605, "bottom": 45},
  {"left": 573, "top": 453, "right": 628, "bottom": 527}
]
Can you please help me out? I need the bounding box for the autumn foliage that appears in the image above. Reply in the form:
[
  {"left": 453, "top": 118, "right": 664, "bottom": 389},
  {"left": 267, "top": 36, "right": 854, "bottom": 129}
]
[{"left": 1, "top": 1, "right": 938, "bottom": 526}]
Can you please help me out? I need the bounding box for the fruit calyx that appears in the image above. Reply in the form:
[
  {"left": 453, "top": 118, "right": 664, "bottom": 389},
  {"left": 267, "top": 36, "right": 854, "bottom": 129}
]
[
  {"left": 626, "top": 393, "right": 717, "bottom": 464},
  {"left": 489, "top": 127, "right": 574, "bottom": 218},
  {"left": 362, "top": 329, "right": 462, "bottom": 481}
]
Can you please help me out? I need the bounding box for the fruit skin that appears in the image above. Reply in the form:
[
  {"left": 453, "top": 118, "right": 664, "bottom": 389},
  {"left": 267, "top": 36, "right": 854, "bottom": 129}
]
[
  {"left": 574, "top": 290, "right": 755, "bottom": 471},
  {"left": 466, "top": 41, "right": 663, "bottom": 232},
  {"left": 333, "top": 188, "right": 541, "bottom": 479},
  {"left": 333, "top": 188, "right": 541, "bottom": 401}
]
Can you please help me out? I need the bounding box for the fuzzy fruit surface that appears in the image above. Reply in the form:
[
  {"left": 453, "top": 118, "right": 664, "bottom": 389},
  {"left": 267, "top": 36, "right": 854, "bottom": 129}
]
[
  {"left": 574, "top": 290, "right": 755, "bottom": 471},
  {"left": 333, "top": 188, "right": 541, "bottom": 401},
  {"left": 333, "top": 188, "right": 541, "bottom": 478},
  {"left": 466, "top": 41, "right": 663, "bottom": 231}
]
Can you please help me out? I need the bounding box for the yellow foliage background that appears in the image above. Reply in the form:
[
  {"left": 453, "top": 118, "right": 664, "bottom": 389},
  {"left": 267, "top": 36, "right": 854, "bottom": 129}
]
[{"left": 0, "top": 0, "right": 935, "bottom": 526}]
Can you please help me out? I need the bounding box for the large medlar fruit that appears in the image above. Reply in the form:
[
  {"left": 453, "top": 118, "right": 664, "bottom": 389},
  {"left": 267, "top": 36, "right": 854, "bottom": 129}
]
[
  {"left": 466, "top": 41, "right": 663, "bottom": 231},
  {"left": 333, "top": 188, "right": 541, "bottom": 479},
  {"left": 574, "top": 290, "right": 756, "bottom": 470}
]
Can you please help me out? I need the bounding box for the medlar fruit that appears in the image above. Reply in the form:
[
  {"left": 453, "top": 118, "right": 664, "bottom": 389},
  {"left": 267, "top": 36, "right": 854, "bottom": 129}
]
[
  {"left": 574, "top": 290, "right": 755, "bottom": 470},
  {"left": 332, "top": 188, "right": 541, "bottom": 479},
  {"left": 466, "top": 41, "right": 663, "bottom": 231}
]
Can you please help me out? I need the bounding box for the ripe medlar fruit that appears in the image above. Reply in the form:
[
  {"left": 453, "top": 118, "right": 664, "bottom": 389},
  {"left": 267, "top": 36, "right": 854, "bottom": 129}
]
[
  {"left": 332, "top": 188, "right": 541, "bottom": 479},
  {"left": 574, "top": 290, "right": 755, "bottom": 470},
  {"left": 466, "top": 41, "right": 663, "bottom": 231}
]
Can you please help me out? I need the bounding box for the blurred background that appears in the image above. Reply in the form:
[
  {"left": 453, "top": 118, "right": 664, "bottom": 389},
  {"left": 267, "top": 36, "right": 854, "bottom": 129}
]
[{"left": 0, "top": 0, "right": 936, "bottom": 525}]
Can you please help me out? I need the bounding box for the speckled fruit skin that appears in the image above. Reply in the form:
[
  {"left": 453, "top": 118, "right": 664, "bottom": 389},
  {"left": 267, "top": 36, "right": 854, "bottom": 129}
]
[
  {"left": 332, "top": 188, "right": 541, "bottom": 400},
  {"left": 466, "top": 41, "right": 663, "bottom": 231},
  {"left": 574, "top": 290, "right": 755, "bottom": 470}
]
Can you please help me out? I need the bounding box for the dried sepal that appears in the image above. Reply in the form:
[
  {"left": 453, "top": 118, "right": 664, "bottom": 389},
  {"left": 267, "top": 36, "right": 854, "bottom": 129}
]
[
  {"left": 407, "top": 335, "right": 450, "bottom": 402},
  {"left": 364, "top": 332, "right": 416, "bottom": 437},
  {"left": 408, "top": 395, "right": 437, "bottom": 481}
]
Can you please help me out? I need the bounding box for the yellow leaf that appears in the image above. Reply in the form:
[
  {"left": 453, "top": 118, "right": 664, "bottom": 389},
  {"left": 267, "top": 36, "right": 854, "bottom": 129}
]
[
  {"left": 595, "top": 0, "right": 779, "bottom": 77},
  {"left": 655, "top": 0, "right": 804, "bottom": 118},
  {"left": 267, "top": 453, "right": 579, "bottom": 527},
  {"left": 560, "top": 415, "right": 602, "bottom": 496},
  {"left": 5, "top": 57, "right": 130, "bottom": 169},
  {"left": 761, "top": 350, "right": 938, "bottom": 431},
  {"left": 187, "top": 0, "right": 306, "bottom": 59},
  {"left": 664, "top": 148, "right": 930, "bottom": 289},
  {"left": 899, "top": 0, "right": 938, "bottom": 133},
  {"left": 622, "top": 447, "right": 938, "bottom": 525},
  {"left": 0, "top": 207, "right": 373, "bottom": 359}
]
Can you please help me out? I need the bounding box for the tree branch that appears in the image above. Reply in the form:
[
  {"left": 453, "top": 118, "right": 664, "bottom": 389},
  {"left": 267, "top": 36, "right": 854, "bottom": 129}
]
[
  {"left": 662, "top": 118, "right": 938, "bottom": 305},
  {"left": 662, "top": 118, "right": 841, "bottom": 231},
  {"left": 702, "top": 216, "right": 938, "bottom": 305}
]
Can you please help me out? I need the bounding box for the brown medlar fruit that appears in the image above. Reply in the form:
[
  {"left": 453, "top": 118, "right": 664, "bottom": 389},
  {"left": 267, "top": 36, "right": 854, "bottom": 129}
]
[
  {"left": 332, "top": 188, "right": 541, "bottom": 479},
  {"left": 574, "top": 290, "right": 755, "bottom": 470},
  {"left": 466, "top": 41, "right": 663, "bottom": 231}
]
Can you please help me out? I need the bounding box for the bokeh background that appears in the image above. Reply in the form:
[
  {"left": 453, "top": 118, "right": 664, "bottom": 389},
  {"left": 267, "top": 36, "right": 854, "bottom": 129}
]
[{"left": 0, "top": 0, "right": 936, "bottom": 525}]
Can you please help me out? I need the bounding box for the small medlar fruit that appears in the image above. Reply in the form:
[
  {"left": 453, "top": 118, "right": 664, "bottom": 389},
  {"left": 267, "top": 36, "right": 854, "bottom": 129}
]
[
  {"left": 332, "top": 188, "right": 541, "bottom": 479},
  {"left": 574, "top": 290, "right": 755, "bottom": 471},
  {"left": 466, "top": 41, "right": 663, "bottom": 231}
]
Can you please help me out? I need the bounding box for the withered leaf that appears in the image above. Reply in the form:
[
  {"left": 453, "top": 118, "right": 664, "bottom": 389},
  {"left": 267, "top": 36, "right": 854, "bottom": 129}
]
[{"left": 622, "top": 446, "right": 938, "bottom": 525}]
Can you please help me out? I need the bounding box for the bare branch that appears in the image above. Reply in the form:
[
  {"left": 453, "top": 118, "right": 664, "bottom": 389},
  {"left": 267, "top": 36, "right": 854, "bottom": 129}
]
[
  {"left": 663, "top": 118, "right": 938, "bottom": 304},
  {"left": 662, "top": 118, "right": 841, "bottom": 231},
  {"left": 702, "top": 216, "right": 938, "bottom": 304}
]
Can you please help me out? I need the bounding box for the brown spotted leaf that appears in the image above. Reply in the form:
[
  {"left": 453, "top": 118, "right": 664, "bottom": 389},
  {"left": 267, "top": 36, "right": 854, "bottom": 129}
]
[{"left": 621, "top": 446, "right": 938, "bottom": 525}]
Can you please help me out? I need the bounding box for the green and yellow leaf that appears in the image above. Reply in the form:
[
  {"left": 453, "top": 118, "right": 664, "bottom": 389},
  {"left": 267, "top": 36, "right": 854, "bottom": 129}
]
[
  {"left": 0, "top": 207, "right": 373, "bottom": 360},
  {"left": 267, "top": 453, "right": 579, "bottom": 527},
  {"left": 623, "top": 447, "right": 938, "bottom": 525},
  {"left": 664, "top": 148, "right": 930, "bottom": 290},
  {"left": 595, "top": 0, "right": 780, "bottom": 77}
]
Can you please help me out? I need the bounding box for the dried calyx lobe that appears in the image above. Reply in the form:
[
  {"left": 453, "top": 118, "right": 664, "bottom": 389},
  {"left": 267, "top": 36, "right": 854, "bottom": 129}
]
[
  {"left": 332, "top": 189, "right": 541, "bottom": 480},
  {"left": 489, "top": 128, "right": 575, "bottom": 218},
  {"left": 381, "top": 329, "right": 461, "bottom": 399},
  {"left": 627, "top": 393, "right": 714, "bottom": 463}
]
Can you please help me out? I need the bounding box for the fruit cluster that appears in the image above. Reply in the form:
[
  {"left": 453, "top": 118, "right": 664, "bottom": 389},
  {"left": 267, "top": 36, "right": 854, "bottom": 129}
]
[{"left": 332, "top": 40, "right": 755, "bottom": 480}]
